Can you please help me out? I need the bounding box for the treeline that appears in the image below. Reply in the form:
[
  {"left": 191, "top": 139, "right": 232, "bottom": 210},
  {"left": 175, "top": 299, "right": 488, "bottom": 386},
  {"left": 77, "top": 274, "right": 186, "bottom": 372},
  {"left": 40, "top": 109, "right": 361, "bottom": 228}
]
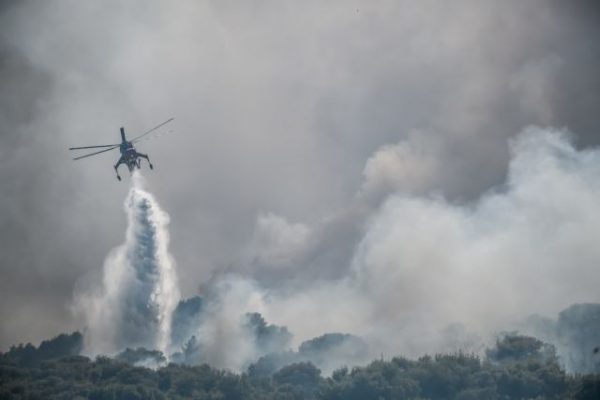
[{"left": 1, "top": 333, "right": 599, "bottom": 399}]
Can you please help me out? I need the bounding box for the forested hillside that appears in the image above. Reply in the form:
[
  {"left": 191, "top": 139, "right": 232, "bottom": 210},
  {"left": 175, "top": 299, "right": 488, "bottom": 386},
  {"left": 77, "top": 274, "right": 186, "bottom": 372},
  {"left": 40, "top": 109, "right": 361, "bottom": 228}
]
[{"left": 1, "top": 332, "right": 598, "bottom": 400}]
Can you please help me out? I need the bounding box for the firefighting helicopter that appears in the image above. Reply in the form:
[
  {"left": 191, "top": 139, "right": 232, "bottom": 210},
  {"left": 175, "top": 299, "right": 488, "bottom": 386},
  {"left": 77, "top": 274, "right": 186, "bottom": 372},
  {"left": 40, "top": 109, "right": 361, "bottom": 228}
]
[{"left": 68, "top": 118, "right": 173, "bottom": 181}]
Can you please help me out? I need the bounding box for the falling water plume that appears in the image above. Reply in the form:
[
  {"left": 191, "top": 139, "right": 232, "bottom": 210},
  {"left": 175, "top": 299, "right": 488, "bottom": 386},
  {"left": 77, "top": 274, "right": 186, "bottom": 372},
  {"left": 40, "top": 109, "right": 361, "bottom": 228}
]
[{"left": 77, "top": 172, "right": 180, "bottom": 358}]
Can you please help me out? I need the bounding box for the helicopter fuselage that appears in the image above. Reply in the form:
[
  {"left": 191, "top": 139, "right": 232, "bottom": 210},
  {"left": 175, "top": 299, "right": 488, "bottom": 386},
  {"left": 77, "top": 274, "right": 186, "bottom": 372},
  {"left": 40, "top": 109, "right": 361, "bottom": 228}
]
[
  {"left": 114, "top": 128, "right": 153, "bottom": 178},
  {"left": 119, "top": 141, "right": 140, "bottom": 171}
]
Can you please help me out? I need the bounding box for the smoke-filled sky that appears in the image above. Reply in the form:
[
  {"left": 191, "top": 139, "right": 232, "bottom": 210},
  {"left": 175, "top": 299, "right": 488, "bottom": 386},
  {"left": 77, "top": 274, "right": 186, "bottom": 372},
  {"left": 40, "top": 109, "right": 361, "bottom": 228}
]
[{"left": 1, "top": 0, "right": 600, "bottom": 351}]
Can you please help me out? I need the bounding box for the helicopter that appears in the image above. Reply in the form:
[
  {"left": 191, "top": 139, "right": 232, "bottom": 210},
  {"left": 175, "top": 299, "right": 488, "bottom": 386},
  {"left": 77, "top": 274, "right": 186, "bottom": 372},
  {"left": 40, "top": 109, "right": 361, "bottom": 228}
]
[{"left": 68, "top": 118, "right": 174, "bottom": 181}]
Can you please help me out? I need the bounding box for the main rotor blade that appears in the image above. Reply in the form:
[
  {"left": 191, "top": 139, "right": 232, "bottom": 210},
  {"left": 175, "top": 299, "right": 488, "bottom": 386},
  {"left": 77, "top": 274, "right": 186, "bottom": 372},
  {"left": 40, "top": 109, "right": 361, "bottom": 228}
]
[
  {"left": 72, "top": 145, "right": 119, "bottom": 161},
  {"left": 69, "top": 144, "right": 119, "bottom": 150},
  {"left": 133, "top": 129, "right": 174, "bottom": 144},
  {"left": 131, "top": 117, "right": 174, "bottom": 143}
]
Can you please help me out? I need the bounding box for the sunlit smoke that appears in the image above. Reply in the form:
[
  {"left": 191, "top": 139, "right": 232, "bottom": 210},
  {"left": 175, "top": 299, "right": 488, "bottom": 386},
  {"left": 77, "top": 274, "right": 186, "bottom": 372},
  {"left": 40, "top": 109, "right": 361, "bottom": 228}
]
[
  {"left": 76, "top": 172, "right": 179, "bottom": 357},
  {"left": 250, "top": 127, "right": 600, "bottom": 370}
]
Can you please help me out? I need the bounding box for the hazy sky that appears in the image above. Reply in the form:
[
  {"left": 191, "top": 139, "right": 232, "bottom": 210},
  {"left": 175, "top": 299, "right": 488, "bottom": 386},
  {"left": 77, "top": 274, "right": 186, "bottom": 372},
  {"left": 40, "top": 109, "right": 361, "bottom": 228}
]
[{"left": 1, "top": 0, "right": 600, "bottom": 350}]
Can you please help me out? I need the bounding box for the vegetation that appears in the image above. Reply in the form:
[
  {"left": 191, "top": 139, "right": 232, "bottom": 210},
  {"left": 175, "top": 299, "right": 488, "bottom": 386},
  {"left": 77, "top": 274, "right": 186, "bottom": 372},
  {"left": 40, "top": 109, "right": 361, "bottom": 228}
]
[{"left": 1, "top": 332, "right": 599, "bottom": 399}]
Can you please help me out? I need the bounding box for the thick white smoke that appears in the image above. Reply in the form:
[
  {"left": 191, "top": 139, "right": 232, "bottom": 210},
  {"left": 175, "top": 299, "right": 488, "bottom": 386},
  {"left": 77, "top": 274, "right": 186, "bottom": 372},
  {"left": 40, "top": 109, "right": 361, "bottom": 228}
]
[
  {"left": 76, "top": 173, "right": 180, "bottom": 357},
  {"left": 251, "top": 127, "right": 600, "bottom": 364},
  {"left": 192, "top": 277, "right": 269, "bottom": 370}
]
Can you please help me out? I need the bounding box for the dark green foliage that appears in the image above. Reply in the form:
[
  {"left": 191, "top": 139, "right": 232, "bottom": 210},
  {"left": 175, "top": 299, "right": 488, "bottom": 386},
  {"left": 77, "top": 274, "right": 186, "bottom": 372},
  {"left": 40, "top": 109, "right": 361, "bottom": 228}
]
[
  {"left": 170, "top": 336, "right": 203, "bottom": 365},
  {"left": 244, "top": 313, "right": 292, "bottom": 355},
  {"left": 247, "top": 351, "right": 297, "bottom": 377},
  {"left": 486, "top": 334, "right": 554, "bottom": 364},
  {"left": 298, "top": 333, "right": 367, "bottom": 369},
  {"left": 273, "top": 362, "right": 321, "bottom": 398},
  {"left": 495, "top": 360, "right": 567, "bottom": 399},
  {"left": 319, "top": 359, "right": 421, "bottom": 400},
  {"left": 2, "top": 332, "right": 83, "bottom": 367},
  {"left": 298, "top": 333, "right": 364, "bottom": 356},
  {"left": 170, "top": 296, "right": 203, "bottom": 349},
  {"left": 572, "top": 374, "right": 600, "bottom": 400},
  {"left": 246, "top": 333, "right": 368, "bottom": 376},
  {"left": 170, "top": 309, "right": 292, "bottom": 367},
  {"left": 319, "top": 352, "right": 582, "bottom": 400},
  {"left": 36, "top": 332, "right": 83, "bottom": 360},
  {"left": 115, "top": 348, "right": 166, "bottom": 366},
  {"left": 1, "top": 336, "right": 599, "bottom": 399}
]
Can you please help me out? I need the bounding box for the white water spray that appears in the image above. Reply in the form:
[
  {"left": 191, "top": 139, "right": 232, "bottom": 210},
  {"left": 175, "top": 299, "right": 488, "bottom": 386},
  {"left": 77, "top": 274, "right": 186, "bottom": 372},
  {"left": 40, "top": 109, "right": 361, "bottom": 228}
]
[{"left": 77, "top": 172, "right": 180, "bottom": 357}]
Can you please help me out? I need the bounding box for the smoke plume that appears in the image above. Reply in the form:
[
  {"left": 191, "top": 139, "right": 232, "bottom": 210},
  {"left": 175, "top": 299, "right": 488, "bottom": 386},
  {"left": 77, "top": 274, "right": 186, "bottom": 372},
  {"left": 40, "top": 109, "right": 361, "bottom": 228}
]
[
  {"left": 75, "top": 173, "right": 180, "bottom": 357},
  {"left": 249, "top": 127, "right": 600, "bottom": 368},
  {"left": 71, "top": 127, "right": 600, "bottom": 375}
]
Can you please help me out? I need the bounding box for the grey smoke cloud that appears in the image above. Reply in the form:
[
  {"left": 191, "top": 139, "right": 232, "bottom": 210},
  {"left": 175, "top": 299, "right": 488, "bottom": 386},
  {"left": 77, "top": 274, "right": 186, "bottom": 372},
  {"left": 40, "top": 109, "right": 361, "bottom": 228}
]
[
  {"left": 1, "top": 0, "right": 600, "bottom": 351},
  {"left": 247, "top": 128, "right": 600, "bottom": 364}
]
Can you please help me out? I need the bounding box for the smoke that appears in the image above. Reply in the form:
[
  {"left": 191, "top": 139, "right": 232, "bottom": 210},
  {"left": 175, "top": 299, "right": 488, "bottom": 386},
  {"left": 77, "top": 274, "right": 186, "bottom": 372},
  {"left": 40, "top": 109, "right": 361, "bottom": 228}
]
[
  {"left": 71, "top": 127, "right": 600, "bottom": 374},
  {"left": 75, "top": 172, "right": 179, "bottom": 357},
  {"left": 520, "top": 304, "right": 600, "bottom": 374},
  {"left": 179, "top": 276, "right": 272, "bottom": 371},
  {"left": 2, "top": 0, "right": 600, "bottom": 352},
  {"left": 249, "top": 127, "right": 600, "bottom": 367}
]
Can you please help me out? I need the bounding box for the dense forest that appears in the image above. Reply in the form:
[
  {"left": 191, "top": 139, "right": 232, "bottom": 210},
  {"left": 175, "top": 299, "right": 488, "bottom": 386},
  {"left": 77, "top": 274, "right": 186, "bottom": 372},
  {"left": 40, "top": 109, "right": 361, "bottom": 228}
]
[{"left": 1, "top": 332, "right": 599, "bottom": 399}]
